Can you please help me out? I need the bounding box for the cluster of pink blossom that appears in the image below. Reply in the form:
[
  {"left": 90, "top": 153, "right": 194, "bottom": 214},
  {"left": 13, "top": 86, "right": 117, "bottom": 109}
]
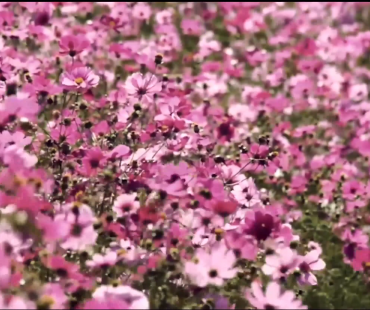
[{"left": 0, "top": 2, "right": 370, "bottom": 309}]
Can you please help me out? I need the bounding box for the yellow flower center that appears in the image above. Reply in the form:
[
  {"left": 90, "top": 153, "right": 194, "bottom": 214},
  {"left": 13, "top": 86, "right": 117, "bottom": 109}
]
[
  {"left": 75, "top": 191, "right": 84, "bottom": 201},
  {"left": 38, "top": 295, "right": 55, "bottom": 308},
  {"left": 13, "top": 176, "right": 27, "bottom": 187},
  {"left": 214, "top": 228, "right": 224, "bottom": 235},
  {"left": 74, "top": 77, "right": 84, "bottom": 85},
  {"left": 109, "top": 21, "right": 116, "bottom": 28},
  {"left": 117, "top": 249, "right": 127, "bottom": 256},
  {"left": 72, "top": 201, "right": 82, "bottom": 208}
]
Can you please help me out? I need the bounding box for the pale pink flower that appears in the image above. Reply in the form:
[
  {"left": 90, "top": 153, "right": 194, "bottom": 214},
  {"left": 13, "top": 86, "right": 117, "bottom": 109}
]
[
  {"left": 125, "top": 72, "right": 162, "bottom": 104},
  {"left": 92, "top": 285, "right": 149, "bottom": 309},
  {"left": 132, "top": 3, "right": 151, "bottom": 20},
  {"left": 60, "top": 66, "right": 99, "bottom": 91},
  {"left": 84, "top": 297, "right": 130, "bottom": 309},
  {"left": 0, "top": 96, "right": 39, "bottom": 123},
  {"left": 246, "top": 281, "right": 308, "bottom": 309},
  {"left": 86, "top": 251, "right": 118, "bottom": 268},
  {"left": 2, "top": 145, "right": 38, "bottom": 170},
  {"left": 262, "top": 247, "right": 300, "bottom": 280},
  {"left": 298, "top": 250, "right": 326, "bottom": 285},
  {"left": 39, "top": 283, "right": 68, "bottom": 309},
  {"left": 113, "top": 193, "right": 140, "bottom": 217},
  {"left": 184, "top": 241, "right": 239, "bottom": 287},
  {"left": 0, "top": 131, "right": 32, "bottom": 155},
  {"left": 0, "top": 294, "right": 30, "bottom": 309}
]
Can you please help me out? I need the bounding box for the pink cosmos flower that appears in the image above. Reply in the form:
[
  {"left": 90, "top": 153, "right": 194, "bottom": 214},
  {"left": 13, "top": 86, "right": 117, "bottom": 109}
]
[
  {"left": 60, "top": 66, "right": 100, "bottom": 91},
  {"left": 56, "top": 203, "right": 97, "bottom": 251},
  {"left": 224, "top": 230, "right": 258, "bottom": 261},
  {"left": 0, "top": 245, "right": 11, "bottom": 289},
  {"left": 0, "top": 131, "right": 32, "bottom": 156},
  {"left": 154, "top": 97, "right": 187, "bottom": 130},
  {"left": 0, "top": 293, "right": 30, "bottom": 309},
  {"left": 181, "top": 19, "right": 202, "bottom": 35},
  {"left": 243, "top": 208, "right": 280, "bottom": 242},
  {"left": 92, "top": 285, "right": 149, "bottom": 309},
  {"left": 0, "top": 95, "right": 39, "bottom": 124},
  {"left": 108, "top": 145, "right": 131, "bottom": 159},
  {"left": 352, "top": 248, "right": 370, "bottom": 271},
  {"left": 23, "top": 75, "right": 62, "bottom": 98},
  {"left": 2, "top": 145, "right": 38, "bottom": 170},
  {"left": 231, "top": 177, "right": 261, "bottom": 208},
  {"left": 84, "top": 297, "right": 130, "bottom": 309},
  {"left": 262, "top": 247, "right": 300, "bottom": 280},
  {"left": 110, "top": 238, "right": 145, "bottom": 262},
  {"left": 132, "top": 3, "right": 152, "bottom": 20},
  {"left": 246, "top": 281, "right": 308, "bottom": 309},
  {"left": 44, "top": 255, "right": 80, "bottom": 280},
  {"left": 86, "top": 251, "right": 118, "bottom": 268},
  {"left": 297, "top": 250, "right": 326, "bottom": 285},
  {"left": 125, "top": 72, "right": 162, "bottom": 104},
  {"left": 35, "top": 213, "right": 70, "bottom": 250},
  {"left": 59, "top": 34, "right": 90, "bottom": 57},
  {"left": 184, "top": 241, "right": 239, "bottom": 287},
  {"left": 341, "top": 228, "right": 369, "bottom": 262},
  {"left": 113, "top": 193, "right": 140, "bottom": 217},
  {"left": 81, "top": 147, "right": 106, "bottom": 177},
  {"left": 38, "top": 283, "right": 68, "bottom": 309}
]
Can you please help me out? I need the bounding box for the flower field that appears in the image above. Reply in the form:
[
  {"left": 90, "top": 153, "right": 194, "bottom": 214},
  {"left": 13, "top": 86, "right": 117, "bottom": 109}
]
[{"left": 0, "top": 2, "right": 370, "bottom": 309}]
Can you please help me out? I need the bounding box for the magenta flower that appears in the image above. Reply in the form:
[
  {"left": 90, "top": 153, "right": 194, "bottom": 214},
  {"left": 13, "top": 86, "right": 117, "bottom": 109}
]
[
  {"left": 60, "top": 66, "right": 100, "bottom": 91},
  {"left": 243, "top": 209, "right": 280, "bottom": 242},
  {"left": 38, "top": 283, "right": 68, "bottom": 309},
  {"left": 352, "top": 248, "right": 370, "bottom": 272},
  {"left": 81, "top": 147, "right": 106, "bottom": 177},
  {"left": 125, "top": 72, "right": 162, "bottom": 104},
  {"left": 2, "top": 145, "right": 38, "bottom": 170},
  {"left": 0, "top": 95, "right": 39, "bottom": 123},
  {"left": 59, "top": 34, "right": 90, "bottom": 57}
]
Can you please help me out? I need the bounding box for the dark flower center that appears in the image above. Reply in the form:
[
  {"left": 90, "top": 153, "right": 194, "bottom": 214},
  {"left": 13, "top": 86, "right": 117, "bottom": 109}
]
[
  {"left": 246, "top": 213, "right": 274, "bottom": 241},
  {"left": 264, "top": 304, "right": 276, "bottom": 310},
  {"left": 138, "top": 88, "right": 146, "bottom": 96},
  {"left": 35, "top": 12, "right": 50, "bottom": 26},
  {"left": 4, "top": 141, "right": 15, "bottom": 148},
  {"left": 122, "top": 203, "right": 132, "bottom": 212},
  {"left": 39, "top": 90, "right": 49, "bottom": 98},
  {"left": 168, "top": 174, "right": 180, "bottom": 184},
  {"left": 208, "top": 269, "right": 218, "bottom": 278},
  {"left": 218, "top": 122, "right": 233, "bottom": 138},
  {"left": 202, "top": 217, "right": 211, "bottom": 226},
  {"left": 344, "top": 242, "right": 356, "bottom": 260},
  {"left": 89, "top": 159, "right": 100, "bottom": 168},
  {"left": 71, "top": 224, "right": 83, "bottom": 236},
  {"left": 245, "top": 194, "right": 253, "bottom": 201},
  {"left": 4, "top": 242, "right": 13, "bottom": 255},
  {"left": 55, "top": 268, "right": 68, "bottom": 278},
  {"left": 280, "top": 266, "right": 289, "bottom": 274},
  {"left": 299, "top": 262, "right": 311, "bottom": 273}
]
